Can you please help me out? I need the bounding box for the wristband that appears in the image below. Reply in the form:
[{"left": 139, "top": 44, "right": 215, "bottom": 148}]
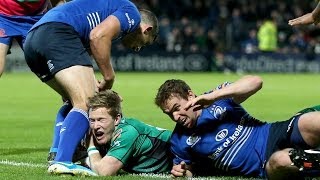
[
  {"left": 87, "top": 146, "right": 99, "bottom": 156},
  {"left": 88, "top": 149, "right": 99, "bottom": 156},
  {"left": 87, "top": 146, "right": 98, "bottom": 152}
]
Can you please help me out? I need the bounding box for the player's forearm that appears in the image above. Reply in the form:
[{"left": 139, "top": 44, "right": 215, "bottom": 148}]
[
  {"left": 90, "top": 35, "right": 115, "bottom": 82},
  {"left": 211, "top": 75, "right": 263, "bottom": 103},
  {"left": 88, "top": 151, "right": 121, "bottom": 175},
  {"left": 312, "top": 2, "right": 320, "bottom": 24},
  {"left": 87, "top": 148, "right": 107, "bottom": 176}
]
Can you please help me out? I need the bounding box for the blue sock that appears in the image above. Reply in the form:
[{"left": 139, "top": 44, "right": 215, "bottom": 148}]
[
  {"left": 54, "top": 108, "right": 89, "bottom": 162},
  {"left": 50, "top": 101, "right": 72, "bottom": 153}
]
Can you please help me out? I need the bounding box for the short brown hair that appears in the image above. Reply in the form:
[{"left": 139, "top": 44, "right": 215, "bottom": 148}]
[
  {"left": 87, "top": 90, "right": 122, "bottom": 119},
  {"left": 139, "top": 9, "right": 159, "bottom": 40},
  {"left": 155, "top": 79, "right": 191, "bottom": 109}
]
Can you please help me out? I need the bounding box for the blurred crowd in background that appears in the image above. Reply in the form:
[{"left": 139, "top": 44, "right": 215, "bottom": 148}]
[{"left": 114, "top": 0, "right": 320, "bottom": 59}]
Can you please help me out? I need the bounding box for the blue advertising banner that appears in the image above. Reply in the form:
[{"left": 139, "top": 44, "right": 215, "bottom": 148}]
[{"left": 6, "top": 45, "right": 320, "bottom": 73}]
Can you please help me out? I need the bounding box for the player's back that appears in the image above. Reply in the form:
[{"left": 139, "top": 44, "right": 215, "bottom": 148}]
[
  {"left": 0, "top": 0, "right": 49, "bottom": 16},
  {"left": 32, "top": 0, "right": 141, "bottom": 44},
  {"left": 112, "top": 118, "right": 172, "bottom": 173},
  {"left": 120, "top": 118, "right": 171, "bottom": 142}
]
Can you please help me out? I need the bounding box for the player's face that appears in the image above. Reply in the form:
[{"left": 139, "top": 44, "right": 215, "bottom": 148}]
[
  {"left": 162, "top": 96, "right": 199, "bottom": 128},
  {"left": 121, "top": 27, "right": 155, "bottom": 52},
  {"left": 89, "top": 107, "right": 119, "bottom": 145}
]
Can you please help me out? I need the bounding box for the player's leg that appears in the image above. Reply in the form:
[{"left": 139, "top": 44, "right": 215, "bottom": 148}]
[
  {"left": 0, "top": 37, "right": 12, "bottom": 77},
  {"left": 47, "top": 65, "right": 96, "bottom": 162},
  {"left": 266, "top": 109, "right": 320, "bottom": 178},
  {"left": 266, "top": 148, "right": 301, "bottom": 179},
  {"left": 297, "top": 111, "right": 320, "bottom": 147},
  {"left": 47, "top": 100, "right": 72, "bottom": 162},
  {"left": 286, "top": 110, "right": 320, "bottom": 173},
  {"left": 23, "top": 22, "right": 95, "bottom": 175}
]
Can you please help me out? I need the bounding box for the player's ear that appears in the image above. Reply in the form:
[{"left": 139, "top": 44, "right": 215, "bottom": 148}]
[
  {"left": 143, "top": 26, "right": 153, "bottom": 35},
  {"left": 115, "top": 114, "right": 121, "bottom": 125},
  {"left": 187, "top": 90, "right": 195, "bottom": 100}
]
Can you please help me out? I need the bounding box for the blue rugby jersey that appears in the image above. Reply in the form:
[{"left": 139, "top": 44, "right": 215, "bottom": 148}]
[
  {"left": 31, "top": 0, "right": 140, "bottom": 46},
  {"left": 170, "top": 82, "right": 271, "bottom": 177}
]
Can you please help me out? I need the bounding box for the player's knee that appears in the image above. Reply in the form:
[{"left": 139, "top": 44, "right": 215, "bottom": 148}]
[
  {"left": 72, "top": 102, "right": 88, "bottom": 112},
  {"left": 268, "top": 150, "right": 291, "bottom": 171}
]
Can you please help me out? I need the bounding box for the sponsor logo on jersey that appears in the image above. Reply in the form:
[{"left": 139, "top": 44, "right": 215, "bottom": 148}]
[
  {"left": 112, "top": 140, "right": 121, "bottom": 147},
  {"left": 112, "top": 128, "right": 122, "bottom": 142},
  {"left": 209, "top": 120, "right": 244, "bottom": 159},
  {"left": 125, "top": 13, "right": 135, "bottom": 32},
  {"left": 209, "top": 105, "right": 226, "bottom": 120},
  {"left": 215, "top": 129, "right": 228, "bottom": 141},
  {"left": 186, "top": 134, "right": 201, "bottom": 147}
]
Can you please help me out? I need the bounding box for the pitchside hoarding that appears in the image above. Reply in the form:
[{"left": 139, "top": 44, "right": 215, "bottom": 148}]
[{"left": 6, "top": 46, "right": 320, "bottom": 73}]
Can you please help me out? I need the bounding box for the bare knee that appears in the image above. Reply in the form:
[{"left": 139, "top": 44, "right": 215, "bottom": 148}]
[
  {"left": 69, "top": 96, "right": 91, "bottom": 111},
  {"left": 267, "top": 150, "right": 290, "bottom": 170},
  {"left": 266, "top": 149, "right": 299, "bottom": 180}
]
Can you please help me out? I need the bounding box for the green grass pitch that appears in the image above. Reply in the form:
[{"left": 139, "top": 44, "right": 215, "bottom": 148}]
[{"left": 0, "top": 72, "right": 319, "bottom": 179}]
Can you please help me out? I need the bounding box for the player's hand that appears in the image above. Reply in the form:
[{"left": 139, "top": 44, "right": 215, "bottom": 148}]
[
  {"left": 184, "top": 94, "right": 213, "bottom": 111},
  {"left": 288, "top": 13, "right": 317, "bottom": 26},
  {"left": 94, "top": 78, "right": 100, "bottom": 93},
  {"left": 171, "top": 161, "right": 192, "bottom": 177},
  {"left": 85, "top": 129, "right": 93, "bottom": 148},
  {"left": 98, "top": 78, "right": 114, "bottom": 91}
]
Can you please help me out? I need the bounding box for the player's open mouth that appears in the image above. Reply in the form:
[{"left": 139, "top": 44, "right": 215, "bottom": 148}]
[
  {"left": 180, "top": 118, "right": 187, "bottom": 126},
  {"left": 95, "top": 131, "right": 104, "bottom": 140}
]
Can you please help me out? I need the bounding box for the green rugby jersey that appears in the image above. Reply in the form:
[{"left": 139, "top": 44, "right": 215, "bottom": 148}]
[
  {"left": 106, "top": 117, "right": 172, "bottom": 174},
  {"left": 296, "top": 105, "right": 320, "bottom": 114}
]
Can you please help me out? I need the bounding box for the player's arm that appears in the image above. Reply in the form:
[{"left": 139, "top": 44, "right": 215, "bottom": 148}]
[
  {"left": 87, "top": 132, "right": 124, "bottom": 176},
  {"left": 90, "top": 15, "right": 121, "bottom": 90},
  {"left": 288, "top": 1, "right": 320, "bottom": 26},
  {"left": 184, "top": 75, "right": 263, "bottom": 110},
  {"left": 87, "top": 148, "right": 124, "bottom": 176}
]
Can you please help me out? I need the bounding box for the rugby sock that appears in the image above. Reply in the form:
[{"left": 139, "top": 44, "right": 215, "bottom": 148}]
[
  {"left": 54, "top": 108, "right": 89, "bottom": 162},
  {"left": 50, "top": 101, "right": 72, "bottom": 153}
]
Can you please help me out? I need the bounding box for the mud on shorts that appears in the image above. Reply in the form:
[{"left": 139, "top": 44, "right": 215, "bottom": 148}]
[{"left": 23, "top": 22, "right": 93, "bottom": 82}]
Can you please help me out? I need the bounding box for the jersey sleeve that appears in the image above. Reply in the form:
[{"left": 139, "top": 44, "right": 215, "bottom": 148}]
[
  {"left": 111, "top": 5, "right": 141, "bottom": 36},
  {"left": 106, "top": 125, "right": 139, "bottom": 164},
  {"left": 215, "top": 81, "right": 232, "bottom": 91}
]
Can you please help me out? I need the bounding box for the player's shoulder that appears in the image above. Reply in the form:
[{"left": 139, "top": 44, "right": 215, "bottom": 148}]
[
  {"left": 117, "top": 118, "right": 141, "bottom": 133},
  {"left": 171, "top": 124, "right": 194, "bottom": 141}
]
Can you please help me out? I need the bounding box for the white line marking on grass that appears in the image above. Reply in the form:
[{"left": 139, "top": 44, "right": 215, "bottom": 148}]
[
  {"left": 0, "top": 160, "right": 207, "bottom": 179},
  {"left": 133, "top": 173, "right": 170, "bottom": 179},
  {"left": 0, "top": 159, "right": 46, "bottom": 168}
]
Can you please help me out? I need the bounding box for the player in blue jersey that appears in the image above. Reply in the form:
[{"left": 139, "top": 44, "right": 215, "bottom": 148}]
[
  {"left": 0, "top": 0, "right": 66, "bottom": 77},
  {"left": 155, "top": 75, "right": 320, "bottom": 179},
  {"left": 23, "top": 0, "right": 159, "bottom": 176}
]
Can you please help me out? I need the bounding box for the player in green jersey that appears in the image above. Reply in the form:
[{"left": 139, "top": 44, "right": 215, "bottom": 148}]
[{"left": 86, "top": 90, "right": 172, "bottom": 176}]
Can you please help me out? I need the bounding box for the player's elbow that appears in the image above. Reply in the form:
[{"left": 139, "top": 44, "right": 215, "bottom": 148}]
[
  {"left": 93, "top": 163, "right": 118, "bottom": 176},
  {"left": 248, "top": 75, "right": 263, "bottom": 91},
  {"left": 89, "top": 29, "right": 101, "bottom": 42}
]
